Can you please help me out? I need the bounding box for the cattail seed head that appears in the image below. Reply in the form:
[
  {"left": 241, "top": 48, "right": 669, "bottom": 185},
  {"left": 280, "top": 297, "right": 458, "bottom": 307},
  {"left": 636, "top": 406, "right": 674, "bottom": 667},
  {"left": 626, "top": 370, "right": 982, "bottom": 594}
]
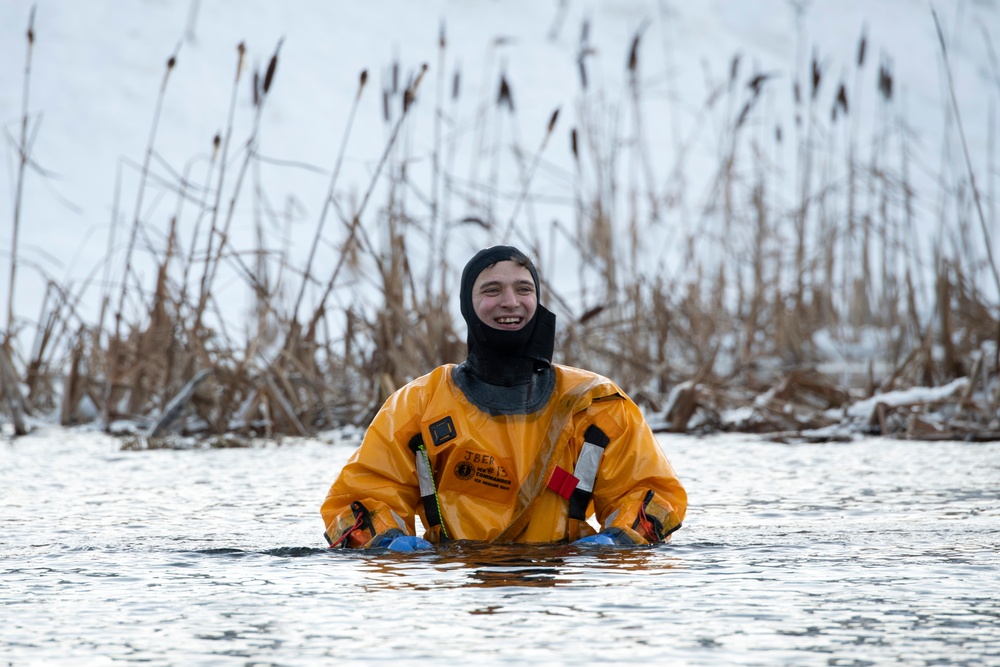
[
  {"left": 579, "top": 305, "right": 605, "bottom": 325},
  {"left": 570, "top": 128, "right": 579, "bottom": 161},
  {"left": 452, "top": 68, "right": 461, "bottom": 100},
  {"left": 355, "top": 70, "right": 368, "bottom": 103},
  {"left": 27, "top": 6, "right": 36, "bottom": 45},
  {"left": 262, "top": 41, "right": 281, "bottom": 95},
  {"left": 403, "top": 62, "right": 429, "bottom": 110},
  {"left": 162, "top": 44, "right": 180, "bottom": 89},
  {"left": 236, "top": 42, "right": 246, "bottom": 81},
  {"left": 439, "top": 20, "right": 446, "bottom": 49},
  {"left": 811, "top": 53, "right": 822, "bottom": 99},
  {"left": 748, "top": 73, "right": 772, "bottom": 96},
  {"left": 497, "top": 74, "right": 514, "bottom": 112},
  {"left": 252, "top": 69, "right": 260, "bottom": 107},
  {"left": 836, "top": 83, "right": 848, "bottom": 115},
  {"left": 878, "top": 63, "right": 893, "bottom": 100},
  {"left": 547, "top": 107, "right": 560, "bottom": 133},
  {"left": 578, "top": 56, "right": 588, "bottom": 90},
  {"left": 628, "top": 32, "right": 640, "bottom": 73},
  {"left": 856, "top": 28, "right": 867, "bottom": 67}
]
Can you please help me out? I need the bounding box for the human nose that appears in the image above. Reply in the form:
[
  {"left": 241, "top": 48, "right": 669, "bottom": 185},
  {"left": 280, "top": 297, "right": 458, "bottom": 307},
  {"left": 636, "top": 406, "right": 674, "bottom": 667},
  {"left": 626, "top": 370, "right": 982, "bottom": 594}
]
[{"left": 499, "top": 286, "right": 519, "bottom": 307}]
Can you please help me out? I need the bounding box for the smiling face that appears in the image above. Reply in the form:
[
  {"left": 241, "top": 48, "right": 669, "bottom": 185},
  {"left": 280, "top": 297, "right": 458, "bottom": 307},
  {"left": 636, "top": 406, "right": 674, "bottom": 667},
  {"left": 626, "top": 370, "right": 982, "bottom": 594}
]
[{"left": 472, "top": 261, "right": 538, "bottom": 331}]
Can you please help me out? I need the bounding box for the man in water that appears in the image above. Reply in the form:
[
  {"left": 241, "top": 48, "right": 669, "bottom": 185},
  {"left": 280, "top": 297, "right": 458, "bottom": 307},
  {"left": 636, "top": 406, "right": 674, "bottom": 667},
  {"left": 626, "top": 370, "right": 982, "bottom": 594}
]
[{"left": 321, "top": 245, "right": 686, "bottom": 550}]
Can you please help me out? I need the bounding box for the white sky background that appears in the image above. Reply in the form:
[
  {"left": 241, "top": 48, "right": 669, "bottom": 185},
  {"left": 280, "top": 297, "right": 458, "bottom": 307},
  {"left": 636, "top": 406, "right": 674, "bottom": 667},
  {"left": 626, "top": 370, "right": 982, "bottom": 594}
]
[{"left": 0, "top": 0, "right": 997, "bottom": 357}]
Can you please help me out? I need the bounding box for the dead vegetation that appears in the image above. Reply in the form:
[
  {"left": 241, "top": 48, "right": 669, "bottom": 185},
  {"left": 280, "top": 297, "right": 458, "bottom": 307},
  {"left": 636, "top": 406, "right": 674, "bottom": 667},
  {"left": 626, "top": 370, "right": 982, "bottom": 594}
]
[{"left": 1, "top": 8, "right": 998, "bottom": 445}]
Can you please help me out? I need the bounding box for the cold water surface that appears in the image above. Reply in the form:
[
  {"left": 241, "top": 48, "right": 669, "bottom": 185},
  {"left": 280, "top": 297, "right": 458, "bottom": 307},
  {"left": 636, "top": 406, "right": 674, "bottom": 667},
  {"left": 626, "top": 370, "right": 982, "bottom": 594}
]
[{"left": 2, "top": 428, "right": 999, "bottom": 666}]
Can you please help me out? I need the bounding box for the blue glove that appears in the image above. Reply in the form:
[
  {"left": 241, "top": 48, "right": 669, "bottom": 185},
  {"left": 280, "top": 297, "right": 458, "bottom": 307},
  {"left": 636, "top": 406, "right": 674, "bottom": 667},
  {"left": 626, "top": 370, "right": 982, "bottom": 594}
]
[
  {"left": 372, "top": 529, "right": 433, "bottom": 551},
  {"left": 385, "top": 535, "right": 433, "bottom": 552},
  {"left": 572, "top": 528, "right": 632, "bottom": 546}
]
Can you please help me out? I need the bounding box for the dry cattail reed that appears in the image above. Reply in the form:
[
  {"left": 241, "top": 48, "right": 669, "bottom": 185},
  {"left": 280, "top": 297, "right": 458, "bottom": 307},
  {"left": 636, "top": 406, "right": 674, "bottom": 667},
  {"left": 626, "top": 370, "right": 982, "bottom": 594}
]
[
  {"left": 292, "top": 68, "right": 370, "bottom": 324},
  {"left": 105, "top": 44, "right": 181, "bottom": 428},
  {"left": 2, "top": 10, "right": 998, "bottom": 442},
  {"left": 7, "top": 6, "right": 37, "bottom": 336}
]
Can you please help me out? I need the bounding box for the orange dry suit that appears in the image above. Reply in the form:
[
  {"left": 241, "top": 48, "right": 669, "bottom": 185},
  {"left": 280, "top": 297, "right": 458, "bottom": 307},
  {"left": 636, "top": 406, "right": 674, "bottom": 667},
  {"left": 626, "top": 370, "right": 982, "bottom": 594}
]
[{"left": 320, "top": 363, "right": 687, "bottom": 547}]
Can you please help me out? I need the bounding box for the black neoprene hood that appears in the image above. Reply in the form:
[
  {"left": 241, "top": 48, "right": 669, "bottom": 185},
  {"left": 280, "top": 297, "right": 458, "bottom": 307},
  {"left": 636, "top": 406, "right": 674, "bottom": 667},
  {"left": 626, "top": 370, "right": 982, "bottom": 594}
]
[
  {"left": 458, "top": 245, "right": 555, "bottom": 368},
  {"left": 453, "top": 245, "right": 558, "bottom": 413},
  {"left": 459, "top": 245, "right": 539, "bottom": 322}
]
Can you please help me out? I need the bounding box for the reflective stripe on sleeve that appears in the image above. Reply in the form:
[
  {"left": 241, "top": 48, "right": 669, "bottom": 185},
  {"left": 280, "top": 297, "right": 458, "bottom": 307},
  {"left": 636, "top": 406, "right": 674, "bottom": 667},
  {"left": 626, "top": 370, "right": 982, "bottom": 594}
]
[
  {"left": 567, "top": 425, "right": 611, "bottom": 520},
  {"left": 574, "top": 442, "right": 604, "bottom": 493}
]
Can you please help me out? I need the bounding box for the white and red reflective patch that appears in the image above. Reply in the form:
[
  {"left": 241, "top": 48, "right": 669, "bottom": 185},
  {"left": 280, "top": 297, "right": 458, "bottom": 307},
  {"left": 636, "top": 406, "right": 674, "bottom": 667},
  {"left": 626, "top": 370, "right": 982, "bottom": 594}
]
[{"left": 547, "top": 466, "right": 579, "bottom": 499}]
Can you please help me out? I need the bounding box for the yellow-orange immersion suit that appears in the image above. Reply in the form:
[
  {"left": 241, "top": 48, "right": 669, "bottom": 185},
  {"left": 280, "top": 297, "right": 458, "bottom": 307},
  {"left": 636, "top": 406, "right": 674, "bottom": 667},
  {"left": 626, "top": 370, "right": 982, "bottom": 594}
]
[{"left": 321, "top": 363, "right": 687, "bottom": 547}]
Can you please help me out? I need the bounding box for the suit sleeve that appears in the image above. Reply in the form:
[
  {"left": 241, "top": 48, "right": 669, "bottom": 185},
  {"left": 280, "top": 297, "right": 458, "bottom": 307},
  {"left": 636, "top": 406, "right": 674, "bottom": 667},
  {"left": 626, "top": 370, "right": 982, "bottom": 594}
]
[
  {"left": 320, "top": 387, "right": 424, "bottom": 548},
  {"left": 586, "top": 395, "right": 687, "bottom": 544}
]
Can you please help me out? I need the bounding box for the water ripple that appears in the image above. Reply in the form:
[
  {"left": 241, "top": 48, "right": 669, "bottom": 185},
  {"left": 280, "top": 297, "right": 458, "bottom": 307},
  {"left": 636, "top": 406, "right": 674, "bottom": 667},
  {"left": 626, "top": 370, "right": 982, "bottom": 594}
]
[{"left": 1, "top": 433, "right": 998, "bottom": 665}]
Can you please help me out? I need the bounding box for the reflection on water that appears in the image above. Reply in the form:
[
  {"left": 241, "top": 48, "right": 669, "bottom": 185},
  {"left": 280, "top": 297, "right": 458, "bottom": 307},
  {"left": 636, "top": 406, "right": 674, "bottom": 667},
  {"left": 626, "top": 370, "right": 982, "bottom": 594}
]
[
  {"left": 1, "top": 428, "right": 999, "bottom": 666},
  {"left": 354, "top": 541, "right": 680, "bottom": 590}
]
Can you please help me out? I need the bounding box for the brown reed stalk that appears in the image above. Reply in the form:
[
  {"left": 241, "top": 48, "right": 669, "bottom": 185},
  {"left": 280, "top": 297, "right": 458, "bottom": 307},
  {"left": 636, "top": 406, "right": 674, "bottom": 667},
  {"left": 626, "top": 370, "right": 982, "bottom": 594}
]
[
  {"left": 158, "top": 218, "right": 182, "bottom": 403},
  {"left": 250, "top": 185, "right": 269, "bottom": 345},
  {"left": 430, "top": 22, "right": 446, "bottom": 275},
  {"left": 501, "top": 107, "right": 560, "bottom": 244},
  {"left": 59, "top": 326, "right": 85, "bottom": 426},
  {"left": 488, "top": 69, "right": 512, "bottom": 222},
  {"left": 932, "top": 8, "right": 1000, "bottom": 299},
  {"left": 936, "top": 260, "right": 961, "bottom": 380},
  {"left": 24, "top": 281, "right": 58, "bottom": 407},
  {"left": 844, "top": 27, "right": 865, "bottom": 329},
  {"left": 113, "top": 224, "right": 180, "bottom": 421},
  {"left": 743, "top": 173, "right": 769, "bottom": 372},
  {"left": 97, "top": 159, "right": 124, "bottom": 343},
  {"left": 305, "top": 65, "right": 429, "bottom": 333},
  {"left": 6, "top": 13, "right": 995, "bottom": 437},
  {"left": 792, "top": 50, "right": 822, "bottom": 319},
  {"left": 627, "top": 23, "right": 658, "bottom": 224},
  {"left": 179, "top": 134, "right": 221, "bottom": 315},
  {"left": 7, "top": 6, "right": 36, "bottom": 337},
  {"left": 291, "top": 69, "right": 368, "bottom": 323},
  {"left": 104, "top": 44, "right": 179, "bottom": 429},
  {"left": 194, "top": 41, "right": 253, "bottom": 335},
  {"left": 22, "top": 268, "right": 98, "bottom": 413},
  {"left": 0, "top": 342, "right": 28, "bottom": 435},
  {"left": 467, "top": 38, "right": 508, "bottom": 213}
]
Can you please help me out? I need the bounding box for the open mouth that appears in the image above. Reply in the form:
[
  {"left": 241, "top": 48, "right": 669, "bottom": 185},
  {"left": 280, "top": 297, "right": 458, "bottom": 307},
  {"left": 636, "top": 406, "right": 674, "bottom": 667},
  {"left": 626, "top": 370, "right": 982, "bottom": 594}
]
[{"left": 494, "top": 316, "right": 523, "bottom": 328}]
